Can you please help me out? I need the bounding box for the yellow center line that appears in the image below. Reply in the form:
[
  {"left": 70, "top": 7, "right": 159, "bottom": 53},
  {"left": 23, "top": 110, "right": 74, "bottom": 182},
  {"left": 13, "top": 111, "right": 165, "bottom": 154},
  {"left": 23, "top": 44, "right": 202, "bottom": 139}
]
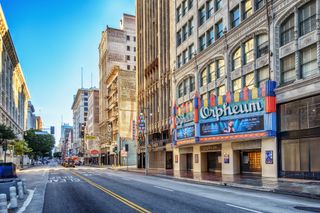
[{"left": 70, "top": 171, "right": 151, "bottom": 213}]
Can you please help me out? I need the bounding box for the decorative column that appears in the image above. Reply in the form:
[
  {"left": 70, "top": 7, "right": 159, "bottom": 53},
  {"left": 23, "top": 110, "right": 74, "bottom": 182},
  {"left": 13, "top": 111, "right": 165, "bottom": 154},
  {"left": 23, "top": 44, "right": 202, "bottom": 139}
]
[{"left": 194, "top": 57, "right": 200, "bottom": 143}]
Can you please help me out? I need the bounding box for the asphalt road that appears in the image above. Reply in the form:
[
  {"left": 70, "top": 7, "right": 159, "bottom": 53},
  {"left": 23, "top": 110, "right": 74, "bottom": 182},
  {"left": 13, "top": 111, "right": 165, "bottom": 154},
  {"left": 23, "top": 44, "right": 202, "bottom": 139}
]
[{"left": 38, "top": 167, "right": 320, "bottom": 213}]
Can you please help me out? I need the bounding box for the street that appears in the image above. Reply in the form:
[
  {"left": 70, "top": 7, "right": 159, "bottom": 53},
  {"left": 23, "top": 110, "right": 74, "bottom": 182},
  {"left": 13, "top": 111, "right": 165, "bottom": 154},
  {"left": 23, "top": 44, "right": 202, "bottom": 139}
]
[{"left": 17, "top": 166, "right": 320, "bottom": 213}]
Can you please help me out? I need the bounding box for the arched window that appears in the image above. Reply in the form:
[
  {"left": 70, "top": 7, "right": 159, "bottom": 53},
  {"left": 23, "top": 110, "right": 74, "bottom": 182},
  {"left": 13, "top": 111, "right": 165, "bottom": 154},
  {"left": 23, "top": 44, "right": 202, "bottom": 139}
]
[
  {"left": 177, "top": 76, "right": 195, "bottom": 98},
  {"left": 216, "top": 60, "right": 225, "bottom": 78},
  {"left": 232, "top": 48, "right": 241, "bottom": 70},
  {"left": 257, "top": 34, "right": 268, "bottom": 58},
  {"left": 178, "top": 83, "right": 184, "bottom": 98},
  {"left": 190, "top": 76, "right": 195, "bottom": 92},
  {"left": 280, "top": 14, "right": 294, "bottom": 46},
  {"left": 200, "top": 69, "right": 207, "bottom": 86},
  {"left": 208, "top": 62, "right": 215, "bottom": 83},
  {"left": 244, "top": 39, "right": 254, "bottom": 64}
]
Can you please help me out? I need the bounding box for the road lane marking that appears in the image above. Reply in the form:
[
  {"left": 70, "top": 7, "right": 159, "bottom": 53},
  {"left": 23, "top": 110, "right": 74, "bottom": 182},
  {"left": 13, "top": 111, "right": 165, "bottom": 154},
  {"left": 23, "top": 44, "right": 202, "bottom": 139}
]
[
  {"left": 17, "top": 189, "right": 35, "bottom": 213},
  {"left": 226, "top": 204, "right": 263, "bottom": 213},
  {"left": 71, "top": 171, "right": 151, "bottom": 213},
  {"left": 153, "top": 186, "right": 174, "bottom": 192}
]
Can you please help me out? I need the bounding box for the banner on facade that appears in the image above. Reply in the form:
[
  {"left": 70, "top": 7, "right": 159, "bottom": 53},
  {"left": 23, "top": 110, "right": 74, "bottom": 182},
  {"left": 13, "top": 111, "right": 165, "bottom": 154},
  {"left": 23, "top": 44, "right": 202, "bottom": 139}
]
[{"left": 177, "top": 125, "right": 195, "bottom": 140}]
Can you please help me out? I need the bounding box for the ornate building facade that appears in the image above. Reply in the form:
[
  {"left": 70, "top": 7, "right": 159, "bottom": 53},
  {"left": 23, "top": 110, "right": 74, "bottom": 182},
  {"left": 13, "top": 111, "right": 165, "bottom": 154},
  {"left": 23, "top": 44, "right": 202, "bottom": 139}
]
[
  {"left": 0, "top": 6, "right": 30, "bottom": 137},
  {"left": 136, "top": 0, "right": 173, "bottom": 171}
]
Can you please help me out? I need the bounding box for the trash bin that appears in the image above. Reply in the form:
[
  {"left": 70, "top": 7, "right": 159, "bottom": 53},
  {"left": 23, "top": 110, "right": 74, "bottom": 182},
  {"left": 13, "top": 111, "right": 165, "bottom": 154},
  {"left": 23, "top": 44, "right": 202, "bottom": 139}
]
[{"left": 0, "top": 163, "right": 17, "bottom": 179}]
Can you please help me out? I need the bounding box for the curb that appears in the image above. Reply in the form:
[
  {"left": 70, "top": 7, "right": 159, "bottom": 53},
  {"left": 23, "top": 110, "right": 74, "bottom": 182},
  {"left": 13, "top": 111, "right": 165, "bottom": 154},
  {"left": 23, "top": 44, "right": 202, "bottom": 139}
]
[{"left": 112, "top": 168, "right": 320, "bottom": 200}]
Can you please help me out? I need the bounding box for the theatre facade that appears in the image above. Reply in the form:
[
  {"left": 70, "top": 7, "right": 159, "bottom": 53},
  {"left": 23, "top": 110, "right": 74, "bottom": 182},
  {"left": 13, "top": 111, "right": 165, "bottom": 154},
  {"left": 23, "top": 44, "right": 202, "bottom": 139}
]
[{"left": 172, "top": 81, "right": 278, "bottom": 178}]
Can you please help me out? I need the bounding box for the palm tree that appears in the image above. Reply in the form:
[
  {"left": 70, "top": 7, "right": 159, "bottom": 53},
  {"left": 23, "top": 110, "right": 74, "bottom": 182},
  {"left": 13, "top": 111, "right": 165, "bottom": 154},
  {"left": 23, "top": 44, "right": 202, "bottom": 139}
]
[{"left": 0, "top": 124, "right": 16, "bottom": 162}]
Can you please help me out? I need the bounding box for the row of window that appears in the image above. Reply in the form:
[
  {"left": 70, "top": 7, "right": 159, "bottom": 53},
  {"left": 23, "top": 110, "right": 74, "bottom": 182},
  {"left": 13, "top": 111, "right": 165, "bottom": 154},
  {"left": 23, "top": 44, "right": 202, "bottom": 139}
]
[
  {"left": 177, "top": 17, "right": 194, "bottom": 47},
  {"left": 126, "top": 35, "right": 136, "bottom": 42},
  {"left": 177, "top": 43, "right": 195, "bottom": 68},
  {"left": 126, "top": 55, "right": 136, "bottom": 61},
  {"left": 280, "top": 0, "right": 316, "bottom": 46},
  {"left": 281, "top": 44, "right": 317, "bottom": 84},
  {"left": 176, "top": 0, "right": 193, "bottom": 23},
  {"left": 198, "top": 20, "right": 223, "bottom": 52},
  {"left": 127, "top": 65, "right": 136, "bottom": 71},
  {"left": 198, "top": 0, "right": 222, "bottom": 26},
  {"left": 126, "top": 46, "right": 136, "bottom": 52}
]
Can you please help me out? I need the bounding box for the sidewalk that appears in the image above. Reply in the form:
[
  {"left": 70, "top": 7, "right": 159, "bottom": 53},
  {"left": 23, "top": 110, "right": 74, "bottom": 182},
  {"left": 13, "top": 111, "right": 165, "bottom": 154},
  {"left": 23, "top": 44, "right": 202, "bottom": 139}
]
[{"left": 111, "top": 167, "right": 320, "bottom": 199}]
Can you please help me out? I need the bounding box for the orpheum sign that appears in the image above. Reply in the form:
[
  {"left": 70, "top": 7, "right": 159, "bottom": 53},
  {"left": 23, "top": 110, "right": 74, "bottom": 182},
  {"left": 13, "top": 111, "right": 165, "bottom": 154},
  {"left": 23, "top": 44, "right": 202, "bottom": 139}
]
[{"left": 173, "top": 80, "right": 277, "bottom": 145}]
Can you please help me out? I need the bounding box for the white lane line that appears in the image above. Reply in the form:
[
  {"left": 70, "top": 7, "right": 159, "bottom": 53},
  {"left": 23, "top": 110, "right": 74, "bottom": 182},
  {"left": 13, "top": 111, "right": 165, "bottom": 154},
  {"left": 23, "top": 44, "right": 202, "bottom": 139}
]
[
  {"left": 120, "top": 177, "right": 131, "bottom": 181},
  {"left": 17, "top": 189, "right": 35, "bottom": 213},
  {"left": 226, "top": 204, "right": 263, "bottom": 213},
  {"left": 153, "top": 185, "right": 174, "bottom": 192}
]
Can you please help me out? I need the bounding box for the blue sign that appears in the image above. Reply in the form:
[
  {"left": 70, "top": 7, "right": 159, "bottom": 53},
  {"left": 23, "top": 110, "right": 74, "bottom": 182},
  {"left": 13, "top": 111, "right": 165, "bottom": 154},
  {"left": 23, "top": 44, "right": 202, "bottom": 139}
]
[
  {"left": 177, "top": 126, "right": 195, "bottom": 140},
  {"left": 200, "top": 116, "right": 264, "bottom": 136}
]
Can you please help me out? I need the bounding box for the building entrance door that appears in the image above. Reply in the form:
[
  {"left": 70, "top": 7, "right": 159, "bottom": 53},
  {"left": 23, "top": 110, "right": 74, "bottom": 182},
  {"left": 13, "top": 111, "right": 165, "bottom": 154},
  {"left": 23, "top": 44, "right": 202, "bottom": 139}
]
[
  {"left": 207, "top": 152, "right": 221, "bottom": 172},
  {"left": 241, "top": 150, "right": 261, "bottom": 174},
  {"left": 186, "top": 153, "right": 193, "bottom": 171},
  {"left": 166, "top": 151, "right": 173, "bottom": 169}
]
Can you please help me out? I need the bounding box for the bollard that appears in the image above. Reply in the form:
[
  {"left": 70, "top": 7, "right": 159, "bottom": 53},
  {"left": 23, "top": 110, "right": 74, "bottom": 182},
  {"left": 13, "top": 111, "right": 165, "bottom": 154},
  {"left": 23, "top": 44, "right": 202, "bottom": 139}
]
[
  {"left": 17, "top": 182, "right": 24, "bottom": 200},
  {"left": 9, "top": 187, "right": 17, "bottom": 209},
  {"left": 0, "top": 194, "right": 7, "bottom": 213},
  {"left": 22, "top": 179, "right": 27, "bottom": 194}
]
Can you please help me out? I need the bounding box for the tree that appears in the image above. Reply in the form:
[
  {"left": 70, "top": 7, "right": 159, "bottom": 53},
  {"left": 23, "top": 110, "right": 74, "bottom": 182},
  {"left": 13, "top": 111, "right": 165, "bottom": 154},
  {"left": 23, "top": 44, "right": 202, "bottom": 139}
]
[
  {"left": 0, "top": 124, "right": 16, "bottom": 162},
  {"left": 11, "top": 140, "right": 32, "bottom": 156},
  {"left": 53, "top": 152, "right": 61, "bottom": 158},
  {"left": 24, "top": 130, "right": 55, "bottom": 160}
]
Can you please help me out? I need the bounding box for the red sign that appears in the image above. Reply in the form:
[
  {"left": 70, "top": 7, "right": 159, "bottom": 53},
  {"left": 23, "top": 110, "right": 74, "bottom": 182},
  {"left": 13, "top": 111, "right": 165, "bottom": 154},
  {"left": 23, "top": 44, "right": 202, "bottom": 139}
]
[{"left": 90, "top": 150, "right": 99, "bottom": 155}]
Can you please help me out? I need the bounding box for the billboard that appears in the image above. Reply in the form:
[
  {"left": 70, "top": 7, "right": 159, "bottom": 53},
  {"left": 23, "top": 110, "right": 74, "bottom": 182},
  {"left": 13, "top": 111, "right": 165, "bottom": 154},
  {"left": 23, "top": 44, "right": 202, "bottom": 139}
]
[{"left": 177, "top": 125, "right": 195, "bottom": 140}]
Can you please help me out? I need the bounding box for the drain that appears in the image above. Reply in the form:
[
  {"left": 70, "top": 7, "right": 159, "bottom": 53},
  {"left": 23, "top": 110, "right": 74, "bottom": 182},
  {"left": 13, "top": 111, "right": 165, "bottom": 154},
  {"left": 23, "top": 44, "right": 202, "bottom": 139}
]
[{"left": 294, "top": 206, "right": 320, "bottom": 212}]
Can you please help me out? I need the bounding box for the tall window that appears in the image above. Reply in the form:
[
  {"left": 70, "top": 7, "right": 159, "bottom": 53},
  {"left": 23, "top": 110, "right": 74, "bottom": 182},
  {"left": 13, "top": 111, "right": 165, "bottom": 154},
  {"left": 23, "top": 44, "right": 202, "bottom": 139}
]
[
  {"left": 182, "top": 24, "right": 188, "bottom": 41},
  {"left": 177, "top": 54, "right": 182, "bottom": 68},
  {"left": 244, "top": 39, "right": 254, "bottom": 64},
  {"left": 183, "top": 49, "right": 188, "bottom": 64},
  {"left": 231, "top": 6, "right": 240, "bottom": 28},
  {"left": 177, "top": 6, "right": 182, "bottom": 23},
  {"left": 177, "top": 30, "right": 182, "bottom": 47},
  {"left": 281, "top": 14, "right": 294, "bottom": 46},
  {"left": 188, "top": 0, "right": 193, "bottom": 9},
  {"left": 255, "top": 0, "right": 264, "bottom": 10},
  {"left": 257, "top": 34, "right": 269, "bottom": 58},
  {"left": 178, "top": 83, "right": 184, "bottom": 98},
  {"left": 215, "top": 20, "right": 224, "bottom": 39},
  {"left": 245, "top": 72, "right": 254, "bottom": 89},
  {"left": 218, "top": 85, "right": 225, "bottom": 96},
  {"left": 216, "top": 60, "right": 225, "bottom": 78},
  {"left": 208, "top": 62, "right": 215, "bottom": 83},
  {"left": 233, "top": 78, "right": 242, "bottom": 93},
  {"left": 188, "top": 17, "right": 194, "bottom": 36},
  {"left": 281, "top": 54, "right": 295, "bottom": 84},
  {"left": 207, "top": 0, "right": 214, "bottom": 18},
  {"left": 243, "top": 0, "right": 253, "bottom": 19},
  {"left": 299, "top": 0, "right": 316, "bottom": 36},
  {"left": 199, "top": 34, "right": 206, "bottom": 52},
  {"left": 188, "top": 44, "right": 195, "bottom": 60},
  {"left": 199, "top": 6, "right": 206, "bottom": 26},
  {"left": 201, "top": 69, "right": 207, "bottom": 87},
  {"left": 182, "top": 0, "right": 188, "bottom": 16},
  {"left": 184, "top": 78, "right": 190, "bottom": 94},
  {"left": 258, "top": 66, "right": 269, "bottom": 87},
  {"left": 207, "top": 28, "right": 214, "bottom": 46},
  {"left": 301, "top": 44, "right": 317, "bottom": 78},
  {"left": 232, "top": 48, "right": 241, "bottom": 70},
  {"left": 215, "top": 0, "right": 222, "bottom": 11},
  {"left": 190, "top": 77, "right": 195, "bottom": 91}
]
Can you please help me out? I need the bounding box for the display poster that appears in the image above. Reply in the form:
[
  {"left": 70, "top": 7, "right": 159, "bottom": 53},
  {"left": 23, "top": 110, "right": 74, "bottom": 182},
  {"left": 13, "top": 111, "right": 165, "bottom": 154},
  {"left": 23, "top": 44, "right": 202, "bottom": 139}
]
[
  {"left": 177, "top": 125, "right": 195, "bottom": 140},
  {"left": 265, "top": 150, "right": 273, "bottom": 164}
]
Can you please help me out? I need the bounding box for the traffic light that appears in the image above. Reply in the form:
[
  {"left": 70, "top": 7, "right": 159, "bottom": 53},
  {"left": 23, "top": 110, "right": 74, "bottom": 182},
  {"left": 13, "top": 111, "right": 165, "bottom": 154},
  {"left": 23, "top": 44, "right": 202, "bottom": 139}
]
[
  {"left": 125, "top": 144, "right": 129, "bottom": 152},
  {"left": 113, "top": 145, "right": 118, "bottom": 153}
]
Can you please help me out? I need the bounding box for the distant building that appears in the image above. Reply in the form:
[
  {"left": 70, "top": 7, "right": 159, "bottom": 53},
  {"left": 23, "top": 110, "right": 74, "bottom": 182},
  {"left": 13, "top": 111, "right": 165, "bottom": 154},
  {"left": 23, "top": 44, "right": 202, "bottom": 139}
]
[
  {"left": 35, "top": 116, "right": 43, "bottom": 130},
  {"left": 98, "top": 14, "right": 136, "bottom": 165},
  {"left": 84, "top": 89, "right": 100, "bottom": 165},
  {"left": 105, "top": 66, "right": 136, "bottom": 166},
  {"left": 27, "top": 101, "right": 36, "bottom": 130},
  {"left": 71, "top": 89, "right": 89, "bottom": 157},
  {"left": 59, "top": 123, "right": 73, "bottom": 160}
]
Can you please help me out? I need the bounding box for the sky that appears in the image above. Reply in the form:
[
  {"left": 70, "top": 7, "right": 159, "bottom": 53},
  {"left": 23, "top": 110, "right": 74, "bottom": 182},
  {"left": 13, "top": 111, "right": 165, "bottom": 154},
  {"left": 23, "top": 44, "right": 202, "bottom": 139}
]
[{"left": 0, "top": 0, "right": 135, "bottom": 142}]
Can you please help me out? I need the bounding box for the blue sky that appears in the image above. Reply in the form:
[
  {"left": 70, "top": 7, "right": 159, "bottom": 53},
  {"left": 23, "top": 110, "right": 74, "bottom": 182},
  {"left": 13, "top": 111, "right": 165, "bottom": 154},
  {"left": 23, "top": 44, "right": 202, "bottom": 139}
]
[{"left": 0, "top": 0, "right": 135, "bottom": 142}]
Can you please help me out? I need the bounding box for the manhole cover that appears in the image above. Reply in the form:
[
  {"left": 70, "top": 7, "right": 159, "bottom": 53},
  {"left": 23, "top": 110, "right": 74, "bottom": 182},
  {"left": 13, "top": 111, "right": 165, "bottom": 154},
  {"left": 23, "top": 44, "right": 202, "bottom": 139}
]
[{"left": 294, "top": 206, "right": 320, "bottom": 212}]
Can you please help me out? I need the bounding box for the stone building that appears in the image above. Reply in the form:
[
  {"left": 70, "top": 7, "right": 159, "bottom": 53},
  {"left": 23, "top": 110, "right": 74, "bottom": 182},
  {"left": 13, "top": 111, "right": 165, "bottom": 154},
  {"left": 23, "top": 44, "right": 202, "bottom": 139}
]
[
  {"left": 71, "top": 88, "right": 89, "bottom": 157},
  {"left": 84, "top": 88, "right": 100, "bottom": 165},
  {"left": 136, "top": 0, "right": 173, "bottom": 171},
  {"left": 98, "top": 14, "right": 136, "bottom": 165},
  {"left": 105, "top": 66, "right": 136, "bottom": 166},
  {"left": 171, "top": 0, "right": 277, "bottom": 178},
  {"left": 271, "top": 0, "right": 320, "bottom": 179},
  {"left": 0, "top": 6, "right": 30, "bottom": 137}
]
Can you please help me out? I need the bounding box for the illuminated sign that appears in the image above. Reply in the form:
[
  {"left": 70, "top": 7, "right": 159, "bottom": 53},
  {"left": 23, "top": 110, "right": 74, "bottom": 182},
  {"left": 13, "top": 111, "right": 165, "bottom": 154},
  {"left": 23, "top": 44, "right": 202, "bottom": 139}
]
[{"left": 177, "top": 126, "right": 195, "bottom": 140}]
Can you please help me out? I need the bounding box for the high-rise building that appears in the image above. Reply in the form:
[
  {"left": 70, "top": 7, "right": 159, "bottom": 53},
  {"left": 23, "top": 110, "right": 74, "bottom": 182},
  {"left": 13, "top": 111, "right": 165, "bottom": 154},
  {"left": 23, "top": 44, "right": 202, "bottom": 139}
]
[
  {"left": 71, "top": 89, "right": 89, "bottom": 157},
  {"left": 27, "top": 101, "right": 36, "bottom": 130},
  {"left": 84, "top": 88, "right": 100, "bottom": 165},
  {"left": 98, "top": 14, "right": 136, "bottom": 165},
  {"left": 136, "top": 0, "right": 172, "bottom": 171},
  {"left": 35, "top": 116, "right": 43, "bottom": 130},
  {"left": 170, "top": 0, "right": 320, "bottom": 180},
  {"left": 59, "top": 123, "right": 73, "bottom": 160},
  {"left": 0, "top": 6, "right": 30, "bottom": 138}
]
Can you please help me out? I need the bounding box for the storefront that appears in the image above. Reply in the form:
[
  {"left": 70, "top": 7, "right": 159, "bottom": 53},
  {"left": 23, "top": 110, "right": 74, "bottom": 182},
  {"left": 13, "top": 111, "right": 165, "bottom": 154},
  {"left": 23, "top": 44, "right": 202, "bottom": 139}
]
[
  {"left": 278, "top": 95, "right": 320, "bottom": 179},
  {"left": 173, "top": 81, "right": 278, "bottom": 178}
]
